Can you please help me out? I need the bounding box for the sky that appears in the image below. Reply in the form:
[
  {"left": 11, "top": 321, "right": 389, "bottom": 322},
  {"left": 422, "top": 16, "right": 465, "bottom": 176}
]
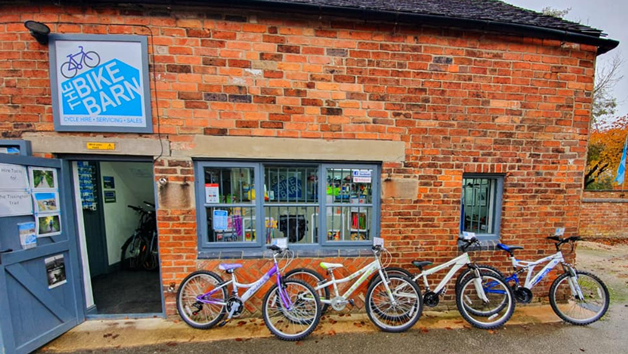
[{"left": 504, "top": 0, "right": 628, "bottom": 122}]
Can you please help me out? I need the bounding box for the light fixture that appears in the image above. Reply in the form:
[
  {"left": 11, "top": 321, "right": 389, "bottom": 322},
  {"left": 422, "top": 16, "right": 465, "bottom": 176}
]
[
  {"left": 24, "top": 20, "right": 50, "bottom": 45},
  {"left": 158, "top": 177, "right": 168, "bottom": 186}
]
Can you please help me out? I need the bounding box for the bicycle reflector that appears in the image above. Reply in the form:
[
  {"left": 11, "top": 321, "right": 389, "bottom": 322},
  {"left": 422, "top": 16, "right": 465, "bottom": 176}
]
[{"left": 24, "top": 20, "right": 50, "bottom": 45}]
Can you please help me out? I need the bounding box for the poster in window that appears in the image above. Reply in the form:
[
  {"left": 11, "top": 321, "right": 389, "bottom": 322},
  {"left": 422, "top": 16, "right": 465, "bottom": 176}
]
[
  {"left": 29, "top": 167, "right": 57, "bottom": 190},
  {"left": 45, "top": 254, "right": 67, "bottom": 289},
  {"left": 103, "top": 176, "right": 115, "bottom": 189},
  {"left": 33, "top": 191, "right": 60, "bottom": 213},
  {"left": 37, "top": 214, "right": 62, "bottom": 237},
  {"left": 213, "top": 209, "right": 228, "bottom": 231},
  {"left": 205, "top": 183, "right": 219, "bottom": 204}
]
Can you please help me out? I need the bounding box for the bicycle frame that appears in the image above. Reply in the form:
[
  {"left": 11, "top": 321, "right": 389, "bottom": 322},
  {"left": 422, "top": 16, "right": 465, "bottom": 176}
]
[
  {"left": 197, "top": 255, "right": 293, "bottom": 311},
  {"left": 507, "top": 251, "right": 565, "bottom": 289},
  {"left": 413, "top": 252, "right": 489, "bottom": 301},
  {"left": 315, "top": 259, "right": 384, "bottom": 304}
]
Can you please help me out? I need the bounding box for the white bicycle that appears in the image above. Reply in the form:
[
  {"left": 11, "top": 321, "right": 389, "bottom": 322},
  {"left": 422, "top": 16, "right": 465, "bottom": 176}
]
[
  {"left": 456, "top": 236, "right": 610, "bottom": 325},
  {"left": 374, "top": 237, "right": 516, "bottom": 330},
  {"left": 285, "top": 238, "right": 423, "bottom": 332}
]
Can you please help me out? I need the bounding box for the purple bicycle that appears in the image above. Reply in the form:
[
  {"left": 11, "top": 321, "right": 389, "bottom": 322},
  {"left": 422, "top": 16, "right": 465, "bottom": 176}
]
[{"left": 176, "top": 240, "right": 321, "bottom": 341}]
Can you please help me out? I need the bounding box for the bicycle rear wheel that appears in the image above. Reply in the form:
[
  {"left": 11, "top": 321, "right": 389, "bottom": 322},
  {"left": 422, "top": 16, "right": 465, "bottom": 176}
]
[
  {"left": 262, "top": 279, "right": 321, "bottom": 341},
  {"left": 549, "top": 270, "right": 609, "bottom": 325},
  {"left": 284, "top": 268, "right": 330, "bottom": 313},
  {"left": 176, "top": 270, "right": 227, "bottom": 329},
  {"left": 120, "top": 234, "right": 148, "bottom": 270},
  {"left": 366, "top": 275, "right": 423, "bottom": 332},
  {"left": 456, "top": 271, "right": 515, "bottom": 329}
]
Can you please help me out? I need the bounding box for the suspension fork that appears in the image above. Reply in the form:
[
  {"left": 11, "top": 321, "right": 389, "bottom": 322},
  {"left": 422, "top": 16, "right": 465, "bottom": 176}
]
[
  {"left": 469, "top": 264, "right": 490, "bottom": 302},
  {"left": 375, "top": 257, "right": 399, "bottom": 306},
  {"left": 274, "top": 258, "right": 294, "bottom": 310},
  {"left": 562, "top": 263, "right": 584, "bottom": 299}
]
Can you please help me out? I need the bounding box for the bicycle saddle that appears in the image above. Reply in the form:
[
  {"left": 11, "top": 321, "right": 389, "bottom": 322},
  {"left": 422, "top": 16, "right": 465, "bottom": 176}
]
[
  {"left": 319, "top": 262, "right": 343, "bottom": 270},
  {"left": 497, "top": 244, "right": 524, "bottom": 255},
  {"left": 412, "top": 261, "right": 433, "bottom": 270},
  {"left": 219, "top": 263, "right": 242, "bottom": 271}
]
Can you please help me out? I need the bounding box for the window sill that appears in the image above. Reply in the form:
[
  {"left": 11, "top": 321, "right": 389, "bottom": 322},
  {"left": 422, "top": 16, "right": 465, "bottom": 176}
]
[{"left": 198, "top": 247, "right": 375, "bottom": 259}]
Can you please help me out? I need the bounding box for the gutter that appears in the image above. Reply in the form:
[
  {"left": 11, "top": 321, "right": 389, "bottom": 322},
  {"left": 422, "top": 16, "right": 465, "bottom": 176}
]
[{"left": 224, "top": 0, "right": 619, "bottom": 55}]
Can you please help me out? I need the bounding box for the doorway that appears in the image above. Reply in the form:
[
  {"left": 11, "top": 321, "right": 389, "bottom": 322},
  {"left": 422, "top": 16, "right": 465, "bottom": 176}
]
[{"left": 71, "top": 159, "right": 162, "bottom": 316}]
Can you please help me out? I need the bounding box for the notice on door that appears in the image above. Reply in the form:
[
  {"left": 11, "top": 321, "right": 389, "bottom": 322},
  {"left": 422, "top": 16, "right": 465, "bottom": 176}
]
[
  {"left": 45, "top": 254, "right": 67, "bottom": 289},
  {"left": 0, "top": 191, "right": 33, "bottom": 217},
  {"left": 0, "top": 163, "right": 28, "bottom": 189}
]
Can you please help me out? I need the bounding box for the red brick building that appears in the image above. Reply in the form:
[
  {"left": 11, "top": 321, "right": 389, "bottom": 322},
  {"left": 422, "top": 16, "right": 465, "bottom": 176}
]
[{"left": 0, "top": 0, "right": 618, "bottom": 320}]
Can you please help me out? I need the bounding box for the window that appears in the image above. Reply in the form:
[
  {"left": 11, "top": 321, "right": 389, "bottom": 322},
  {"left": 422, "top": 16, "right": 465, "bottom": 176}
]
[
  {"left": 196, "top": 161, "right": 380, "bottom": 251},
  {"left": 460, "top": 175, "right": 503, "bottom": 240}
]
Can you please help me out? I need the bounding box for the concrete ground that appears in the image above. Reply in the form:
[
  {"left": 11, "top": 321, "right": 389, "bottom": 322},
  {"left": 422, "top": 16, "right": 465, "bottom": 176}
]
[{"left": 37, "top": 241, "right": 627, "bottom": 354}]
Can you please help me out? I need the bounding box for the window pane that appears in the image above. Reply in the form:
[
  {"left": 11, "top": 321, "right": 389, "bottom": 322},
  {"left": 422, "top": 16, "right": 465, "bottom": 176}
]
[
  {"left": 206, "top": 206, "right": 255, "bottom": 243},
  {"left": 264, "top": 165, "right": 318, "bottom": 203},
  {"left": 462, "top": 178, "right": 494, "bottom": 234},
  {"left": 264, "top": 206, "right": 317, "bottom": 244},
  {"left": 325, "top": 168, "right": 373, "bottom": 204},
  {"left": 204, "top": 167, "right": 254, "bottom": 204},
  {"left": 325, "top": 206, "right": 372, "bottom": 242}
]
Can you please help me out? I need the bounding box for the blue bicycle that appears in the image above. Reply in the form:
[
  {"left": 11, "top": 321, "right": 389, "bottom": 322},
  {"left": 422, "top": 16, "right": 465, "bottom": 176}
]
[{"left": 455, "top": 236, "right": 609, "bottom": 325}]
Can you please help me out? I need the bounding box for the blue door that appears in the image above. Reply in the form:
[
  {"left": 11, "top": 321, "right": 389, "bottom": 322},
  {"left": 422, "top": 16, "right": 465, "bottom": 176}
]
[{"left": 0, "top": 154, "right": 84, "bottom": 354}]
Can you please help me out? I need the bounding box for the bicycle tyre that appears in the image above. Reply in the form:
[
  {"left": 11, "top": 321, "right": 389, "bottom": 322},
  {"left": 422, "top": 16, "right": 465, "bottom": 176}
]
[
  {"left": 120, "top": 234, "right": 148, "bottom": 271},
  {"left": 284, "top": 268, "right": 330, "bottom": 313},
  {"left": 365, "top": 275, "right": 423, "bottom": 333},
  {"left": 176, "top": 270, "right": 227, "bottom": 329},
  {"left": 456, "top": 271, "right": 515, "bottom": 330},
  {"left": 83, "top": 51, "right": 101, "bottom": 68},
  {"left": 60, "top": 61, "right": 78, "bottom": 79},
  {"left": 142, "top": 234, "right": 159, "bottom": 271},
  {"left": 366, "top": 266, "right": 414, "bottom": 290},
  {"left": 262, "top": 279, "right": 321, "bottom": 341},
  {"left": 454, "top": 264, "right": 505, "bottom": 295},
  {"left": 549, "top": 270, "right": 609, "bottom": 325}
]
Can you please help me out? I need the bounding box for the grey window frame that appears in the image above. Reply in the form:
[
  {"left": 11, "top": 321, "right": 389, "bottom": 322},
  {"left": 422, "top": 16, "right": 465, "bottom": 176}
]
[
  {"left": 195, "top": 161, "right": 381, "bottom": 253},
  {"left": 460, "top": 174, "right": 504, "bottom": 241}
]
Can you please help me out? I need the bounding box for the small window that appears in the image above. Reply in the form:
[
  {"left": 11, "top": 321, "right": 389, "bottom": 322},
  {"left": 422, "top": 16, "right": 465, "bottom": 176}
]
[
  {"left": 460, "top": 175, "right": 503, "bottom": 240},
  {"left": 196, "top": 161, "right": 380, "bottom": 252}
]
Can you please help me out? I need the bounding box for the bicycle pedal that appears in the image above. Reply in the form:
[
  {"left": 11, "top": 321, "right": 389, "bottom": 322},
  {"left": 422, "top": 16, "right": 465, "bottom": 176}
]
[
  {"left": 218, "top": 319, "right": 230, "bottom": 327},
  {"left": 348, "top": 299, "right": 355, "bottom": 307}
]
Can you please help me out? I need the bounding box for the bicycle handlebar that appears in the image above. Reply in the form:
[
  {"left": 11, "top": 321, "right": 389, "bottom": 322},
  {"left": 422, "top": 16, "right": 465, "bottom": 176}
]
[
  {"left": 459, "top": 237, "right": 480, "bottom": 252},
  {"left": 128, "top": 205, "right": 142, "bottom": 212}
]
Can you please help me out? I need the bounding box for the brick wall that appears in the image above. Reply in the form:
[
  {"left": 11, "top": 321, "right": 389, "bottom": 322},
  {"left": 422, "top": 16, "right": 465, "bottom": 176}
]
[
  {"left": 0, "top": 2, "right": 597, "bottom": 316},
  {"left": 580, "top": 191, "right": 628, "bottom": 241}
]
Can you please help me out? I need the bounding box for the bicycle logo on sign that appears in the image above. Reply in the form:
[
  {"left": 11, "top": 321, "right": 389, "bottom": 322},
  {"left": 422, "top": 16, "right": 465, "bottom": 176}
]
[{"left": 60, "top": 46, "right": 101, "bottom": 79}]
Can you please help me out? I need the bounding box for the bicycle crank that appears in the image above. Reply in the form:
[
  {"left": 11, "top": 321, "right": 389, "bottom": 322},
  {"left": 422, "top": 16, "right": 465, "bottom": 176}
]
[
  {"left": 513, "top": 286, "right": 533, "bottom": 303},
  {"left": 423, "top": 291, "right": 440, "bottom": 307},
  {"left": 330, "top": 296, "right": 348, "bottom": 311}
]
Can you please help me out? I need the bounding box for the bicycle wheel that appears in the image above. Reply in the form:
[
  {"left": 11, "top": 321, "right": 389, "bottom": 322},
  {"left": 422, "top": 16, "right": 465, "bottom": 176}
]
[
  {"left": 142, "top": 234, "right": 159, "bottom": 271},
  {"left": 262, "top": 279, "right": 321, "bottom": 341},
  {"left": 120, "top": 234, "right": 148, "bottom": 270},
  {"left": 60, "top": 61, "right": 78, "bottom": 79},
  {"left": 454, "top": 264, "right": 505, "bottom": 295},
  {"left": 367, "top": 266, "right": 413, "bottom": 290},
  {"left": 176, "top": 270, "right": 227, "bottom": 329},
  {"left": 366, "top": 275, "right": 423, "bottom": 332},
  {"left": 83, "top": 51, "right": 101, "bottom": 68},
  {"left": 456, "top": 271, "right": 515, "bottom": 329},
  {"left": 549, "top": 270, "right": 609, "bottom": 325},
  {"left": 284, "top": 268, "right": 330, "bottom": 313}
]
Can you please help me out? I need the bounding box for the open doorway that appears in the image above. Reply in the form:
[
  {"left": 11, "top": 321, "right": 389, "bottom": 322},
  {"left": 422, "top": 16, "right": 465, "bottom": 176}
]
[{"left": 72, "top": 160, "right": 162, "bottom": 316}]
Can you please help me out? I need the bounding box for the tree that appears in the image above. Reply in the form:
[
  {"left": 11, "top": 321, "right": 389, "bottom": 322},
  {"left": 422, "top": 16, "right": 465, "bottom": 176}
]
[
  {"left": 585, "top": 115, "right": 628, "bottom": 188},
  {"left": 541, "top": 6, "right": 571, "bottom": 18},
  {"left": 592, "top": 54, "right": 624, "bottom": 128}
]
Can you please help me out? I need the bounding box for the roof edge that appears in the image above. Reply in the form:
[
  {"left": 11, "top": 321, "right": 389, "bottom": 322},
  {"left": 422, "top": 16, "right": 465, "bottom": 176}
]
[{"left": 229, "top": 0, "right": 619, "bottom": 55}]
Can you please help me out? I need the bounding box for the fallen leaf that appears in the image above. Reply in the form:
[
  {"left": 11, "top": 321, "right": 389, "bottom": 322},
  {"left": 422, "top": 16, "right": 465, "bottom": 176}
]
[
  {"left": 580, "top": 349, "right": 585, "bottom": 352},
  {"left": 445, "top": 327, "right": 452, "bottom": 330},
  {"left": 165, "top": 342, "right": 177, "bottom": 347},
  {"left": 235, "top": 338, "right": 243, "bottom": 342},
  {"left": 111, "top": 334, "right": 119, "bottom": 339},
  {"left": 296, "top": 341, "right": 303, "bottom": 346},
  {"left": 237, "top": 321, "right": 247, "bottom": 327},
  {"left": 488, "top": 329, "right": 496, "bottom": 334},
  {"left": 420, "top": 327, "right": 429, "bottom": 333},
  {"left": 328, "top": 330, "right": 336, "bottom": 336}
]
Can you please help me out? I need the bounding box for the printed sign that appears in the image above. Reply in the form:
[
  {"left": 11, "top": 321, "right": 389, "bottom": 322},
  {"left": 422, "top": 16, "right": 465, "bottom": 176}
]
[
  {"left": 213, "top": 209, "right": 228, "bottom": 231},
  {"left": 87, "top": 142, "right": 116, "bottom": 150},
  {"left": 0, "top": 163, "right": 28, "bottom": 189},
  {"left": 0, "top": 191, "right": 33, "bottom": 217},
  {"left": 50, "top": 34, "right": 152, "bottom": 133},
  {"left": 45, "top": 254, "right": 67, "bottom": 289},
  {"left": 352, "top": 169, "right": 372, "bottom": 183},
  {"left": 205, "top": 183, "right": 220, "bottom": 204}
]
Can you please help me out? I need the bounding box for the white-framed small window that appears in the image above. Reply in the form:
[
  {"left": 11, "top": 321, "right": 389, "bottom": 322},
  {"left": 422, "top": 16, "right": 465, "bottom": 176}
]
[{"left": 460, "top": 174, "right": 503, "bottom": 240}]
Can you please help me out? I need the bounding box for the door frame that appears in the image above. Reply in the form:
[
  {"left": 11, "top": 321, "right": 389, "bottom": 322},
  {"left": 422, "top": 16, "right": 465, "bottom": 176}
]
[{"left": 62, "top": 154, "right": 165, "bottom": 319}]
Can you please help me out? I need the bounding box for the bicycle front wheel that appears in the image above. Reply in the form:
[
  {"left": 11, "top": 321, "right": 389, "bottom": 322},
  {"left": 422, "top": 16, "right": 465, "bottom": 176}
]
[
  {"left": 549, "top": 270, "right": 609, "bottom": 325},
  {"left": 456, "top": 272, "right": 515, "bottom": 329},
  {"left": 366, "top": 275, "right": 423, "bottom": 332},
  {"left": 176, "top": 270, "right": 227, "bottom": 329},
  {"left": 262, "top": 279, "right": 321, "bottom": 341},
  {"left": 284, "top": 268, "right": 330, "bottom": 313},
  {"left": 120, "top": 235, "right": 148, "bottom": 270}
]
